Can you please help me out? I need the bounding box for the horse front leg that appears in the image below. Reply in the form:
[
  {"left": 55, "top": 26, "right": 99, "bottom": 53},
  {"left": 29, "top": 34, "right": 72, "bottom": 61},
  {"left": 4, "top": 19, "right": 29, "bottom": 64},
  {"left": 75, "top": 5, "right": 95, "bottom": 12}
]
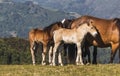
[
  {"left": 76, "top": 43, "right": 84, "bottom": 65},
  {"left": 63, "top": 44, "right": 70, "bottom": 64},
  {"left": 52, "top": 42, "right": 60, "bottom": 66},
  {"left": 42, "top": 44, "right": 47, "bottom": 65},
  {"left": 92, "top": 46, "right": 97, "bottom": 64}
]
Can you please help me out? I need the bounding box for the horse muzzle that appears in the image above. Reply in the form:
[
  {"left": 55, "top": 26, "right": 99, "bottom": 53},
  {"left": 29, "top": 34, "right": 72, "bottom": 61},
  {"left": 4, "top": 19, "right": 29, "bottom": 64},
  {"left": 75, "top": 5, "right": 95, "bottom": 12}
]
[{"left": 92, "top": 32, "right": 98, "bottom": 37}]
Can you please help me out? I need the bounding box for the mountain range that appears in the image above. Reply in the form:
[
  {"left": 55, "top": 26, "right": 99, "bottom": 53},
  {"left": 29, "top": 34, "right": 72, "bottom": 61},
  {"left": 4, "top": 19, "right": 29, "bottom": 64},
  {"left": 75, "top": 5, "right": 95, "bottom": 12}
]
[
  {"left": 0, "top": 0, "right": 120, "bottom": 38},
  {"left": 12, "top": 0, "right": 120, "bottom": 18},
  {"left": 0, "top": 1, "right": 73, "bottom": 38}
]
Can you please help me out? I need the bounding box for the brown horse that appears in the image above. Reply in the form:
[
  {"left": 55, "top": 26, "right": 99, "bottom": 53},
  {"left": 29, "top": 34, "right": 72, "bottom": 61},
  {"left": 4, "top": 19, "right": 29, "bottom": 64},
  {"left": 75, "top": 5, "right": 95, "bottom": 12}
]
[
  {"left": 52, "top": 20, "right": 98, "bottom": 66},
  {"left": 70, "top": 15, "right": 120, "bottom": 64},
  {"left": 29, "top": 22, "right": 63, "bottom": 65}
]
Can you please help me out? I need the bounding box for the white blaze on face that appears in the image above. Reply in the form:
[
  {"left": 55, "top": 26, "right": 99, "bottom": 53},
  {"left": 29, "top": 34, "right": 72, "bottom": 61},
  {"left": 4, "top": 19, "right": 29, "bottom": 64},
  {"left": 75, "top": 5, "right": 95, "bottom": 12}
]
[{"left": 61, "top": 19, "right": 66, "bottom": 24}]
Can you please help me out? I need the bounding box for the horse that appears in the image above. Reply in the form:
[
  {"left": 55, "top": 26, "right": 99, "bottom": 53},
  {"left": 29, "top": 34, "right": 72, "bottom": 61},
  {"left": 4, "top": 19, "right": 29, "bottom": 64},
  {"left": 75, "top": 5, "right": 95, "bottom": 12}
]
[
  {"left": 61, "top": 18, "right": 77, "bottom": 64},
  {"left": 61, "top": 18, "right": 91, "bottom": 64},
  {"left": 51, "top": 20, "right": 98, "bottom": 66},
  {"left": 70, "top": 15, "right": 120, "bottom": 64},
  {"left": 29, "top": 22, "right": 64, "bottom": 65}
]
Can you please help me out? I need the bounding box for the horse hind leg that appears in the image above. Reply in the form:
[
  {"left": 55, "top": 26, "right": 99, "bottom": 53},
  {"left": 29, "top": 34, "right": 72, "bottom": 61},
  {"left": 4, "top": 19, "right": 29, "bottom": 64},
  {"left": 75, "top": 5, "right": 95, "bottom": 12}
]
[
  {"left": 41, "top": 44, "right": 47, "bottom": 65},
  {"left": 110, "top": 43, "right": 119, "bottom": 63},
  {"left": 76, "top": 43, "right": 84, "bottom": 65},
  {"left": 30, "top": 41, "right": 38, "bottom": 65}
]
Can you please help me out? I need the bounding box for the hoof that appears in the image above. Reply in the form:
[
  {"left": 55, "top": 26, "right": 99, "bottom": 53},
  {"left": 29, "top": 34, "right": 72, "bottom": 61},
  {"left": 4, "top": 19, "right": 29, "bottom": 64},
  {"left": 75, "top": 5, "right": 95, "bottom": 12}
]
[
  {"left": 33, "top": 64, "right": 35, "bottom": 66},
  {"left": 42, "top": 62, "right": 46, "bottom": 65},
  {"left": 52, "top": 63, "right": 56, "bottom": 66},
  {"left": 86, "top": 63, "right": 90, "bottom": 65},
  {"left": 33, "top": 62, "right": 35, "bottom": 66},
  {"left": 76, "top": 62, "right": 84, "bottom": 65},
  {"left": 59, "top": 63, "right": 63, "bottom": 66},
  {"left": 49, "top": 63, "right": 53, "bottom": 66}
]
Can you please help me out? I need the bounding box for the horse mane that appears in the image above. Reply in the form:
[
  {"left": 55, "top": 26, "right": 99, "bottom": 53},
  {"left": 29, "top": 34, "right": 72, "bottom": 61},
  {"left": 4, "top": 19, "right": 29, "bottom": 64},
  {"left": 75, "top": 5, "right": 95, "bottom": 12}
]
[
  {"left": 68, "top": 19, "right": 75, "bottom": 28},
  {"left": 43, "top": 22, "right": 63, "bottom": 37},
  {"left": 43, "top": 22, "right": 62, "bottom": 31},
  {"left": 30, "top": 28, "right": 42, "bottom": 33},
  {"left": 61, "top": 18, "right": 75, "bottom": 29},
  {"left": 75, "top": 21, "right": 90, "bottom": 28}
]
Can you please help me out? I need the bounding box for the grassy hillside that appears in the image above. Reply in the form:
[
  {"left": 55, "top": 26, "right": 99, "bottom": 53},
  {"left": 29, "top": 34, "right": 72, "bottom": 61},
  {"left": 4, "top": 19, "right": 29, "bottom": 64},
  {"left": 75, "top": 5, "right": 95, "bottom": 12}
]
[{"left": 0, "top": 64, "right": 120, "bottom": 76}]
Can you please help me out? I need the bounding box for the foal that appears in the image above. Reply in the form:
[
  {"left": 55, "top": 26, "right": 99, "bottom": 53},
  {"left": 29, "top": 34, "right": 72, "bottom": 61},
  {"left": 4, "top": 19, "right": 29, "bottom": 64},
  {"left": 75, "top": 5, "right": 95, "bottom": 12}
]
[
  {"left": 51, "top": 20, "right": 98, "bottom": 66},
  {"left": 29, "top": 22, "right": 63, "bottom": 65}
]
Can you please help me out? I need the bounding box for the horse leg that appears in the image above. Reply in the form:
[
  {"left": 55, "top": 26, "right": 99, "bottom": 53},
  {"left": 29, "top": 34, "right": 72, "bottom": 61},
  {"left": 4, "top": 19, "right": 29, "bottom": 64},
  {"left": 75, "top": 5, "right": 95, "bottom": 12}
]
[
  {"left": 58, "top": 49, "right": 63, "bottom": 66},
  {"left": 83, "top": 45, "right": 91, "bottom": 65},
  {"left": 110, "top": 43, "right": 119, "bottom": 63},
  {"left": 41, "top": 44, "right": 47, "bottom": 65},
  {"left": 63, "top": 44, "right": 69, "bottom": 64},
  {"left": 49, "top": 46, "right": 53, "bottom": 65},
  {"left": 52, "top": 42, "right": 60, "bottom": 66},
  {"left": 76, "top": 43, "right": 84, "bottom": 65},
  {"left": 119, "top": 47, "right": 120, "bottom": 63},
  {"left": 66, "top": 44, "right": 70, "bottom": 64},
  {"left": 92, "top": 46, "right": 97, "bottom": 64},
  {"left": 30, "top": 42, "right": 37, "bottom": 65}
]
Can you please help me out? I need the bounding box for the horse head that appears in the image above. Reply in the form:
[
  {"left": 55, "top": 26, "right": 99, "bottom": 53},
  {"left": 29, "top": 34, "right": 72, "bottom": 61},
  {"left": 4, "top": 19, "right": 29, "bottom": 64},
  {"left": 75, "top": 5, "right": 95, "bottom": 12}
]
[{"left": 77, "top": 19, "right": 98, "bottom": 37}]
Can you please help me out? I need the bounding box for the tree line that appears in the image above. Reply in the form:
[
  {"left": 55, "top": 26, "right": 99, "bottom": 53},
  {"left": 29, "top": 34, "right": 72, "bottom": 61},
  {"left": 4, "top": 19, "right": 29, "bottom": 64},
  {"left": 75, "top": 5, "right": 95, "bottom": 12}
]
[
  {"left": 0, "top": 37, "right": 119, "bottom": 65},
  {"left": 0, "top": 37, "right": 44, "bottom": 64}
]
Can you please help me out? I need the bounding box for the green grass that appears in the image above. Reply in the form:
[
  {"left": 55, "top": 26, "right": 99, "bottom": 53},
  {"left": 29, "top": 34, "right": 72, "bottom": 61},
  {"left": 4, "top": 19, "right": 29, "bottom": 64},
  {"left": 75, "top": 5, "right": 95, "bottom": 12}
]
[{"left": 0, "top": 64, "right": 120, "bottom": 76}]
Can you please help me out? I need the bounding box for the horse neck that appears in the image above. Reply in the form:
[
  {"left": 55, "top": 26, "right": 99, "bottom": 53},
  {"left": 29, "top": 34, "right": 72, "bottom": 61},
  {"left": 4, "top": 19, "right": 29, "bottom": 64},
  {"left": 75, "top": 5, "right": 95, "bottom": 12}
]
[
  {"left": 47, "top": 26, "right": 62, "bottom": 38},
  {"left": 77, "top": 25, "right": 89, "bottom": 35},
  {"left": 44, "top": 30, "right": 50, "bottom": 38}
]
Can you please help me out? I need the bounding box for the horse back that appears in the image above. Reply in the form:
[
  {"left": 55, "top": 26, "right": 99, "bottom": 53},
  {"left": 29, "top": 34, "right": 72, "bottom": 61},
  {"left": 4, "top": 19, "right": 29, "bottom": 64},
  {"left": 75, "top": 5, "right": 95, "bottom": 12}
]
[
  {"left": 72, "top": 15, "right": 120, "bottom": 46},
  {"left": 29, "top": 29, "right": 49, "bottom": 43}
]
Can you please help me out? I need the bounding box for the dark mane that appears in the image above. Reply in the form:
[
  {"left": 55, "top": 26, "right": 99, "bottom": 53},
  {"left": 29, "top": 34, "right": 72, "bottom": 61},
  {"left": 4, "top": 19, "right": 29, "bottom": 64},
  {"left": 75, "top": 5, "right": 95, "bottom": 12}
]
[
  {"left": 43, "top": 22, "right": 63, "bottom": 31},
  {"left": 62, "top": 19, "right": 75, "bottom": 29}
]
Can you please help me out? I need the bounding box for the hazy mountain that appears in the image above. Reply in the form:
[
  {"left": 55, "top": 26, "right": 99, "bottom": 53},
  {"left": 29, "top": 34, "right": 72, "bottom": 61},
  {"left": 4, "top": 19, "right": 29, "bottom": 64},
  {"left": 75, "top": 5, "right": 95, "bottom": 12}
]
[
  {"left": 1, "top": 0, "right": 120, "bottom": 38},
  {"left": 0, "top": 1, "right": 72, "bottom": 38},
  {"left": 12, "top": 0, "right": 120, "bottom": 18}
]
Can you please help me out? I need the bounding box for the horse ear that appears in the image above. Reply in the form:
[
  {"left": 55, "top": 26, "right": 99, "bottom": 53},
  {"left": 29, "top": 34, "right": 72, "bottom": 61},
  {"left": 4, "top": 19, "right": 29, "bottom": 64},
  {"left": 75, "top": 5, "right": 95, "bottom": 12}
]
[
  {"left": 61, "top": 18, "right": 66, "bottom": 24},
  {"left": 87, "top": 19, "right": 93, "bottom": 26},
  {"left": 112, "top": 18, "right": 120, "bottom": 30},
  {"left": 113, "top": 18, "right": 120, "bottom": 25}
]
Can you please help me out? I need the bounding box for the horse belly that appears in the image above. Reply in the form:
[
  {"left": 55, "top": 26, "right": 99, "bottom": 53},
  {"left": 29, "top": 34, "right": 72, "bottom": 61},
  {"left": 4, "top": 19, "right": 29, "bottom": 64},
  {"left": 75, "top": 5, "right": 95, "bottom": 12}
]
[
  {"left": 111, "top": 29, "right": 119, "bottom": 43},
  {"left": 63, "top": 35, "right": 76, "bottom": 43}
]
